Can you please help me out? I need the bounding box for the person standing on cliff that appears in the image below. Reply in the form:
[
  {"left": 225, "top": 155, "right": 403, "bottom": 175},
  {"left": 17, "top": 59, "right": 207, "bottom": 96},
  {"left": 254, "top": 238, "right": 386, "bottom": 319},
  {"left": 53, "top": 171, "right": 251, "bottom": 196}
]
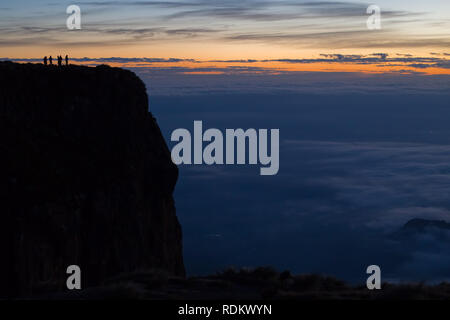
[
  {"left": 65, "top": 55, "right": 69, "bottom": 66},
  {"left": 49, "top": 56, "right": 53, "bottom": 65},
  {"left": 57, "top": 55, "right": 62, "bottom": 67},
  {"left": 43, "top": 56, "right": 47, "bottom": 65}
]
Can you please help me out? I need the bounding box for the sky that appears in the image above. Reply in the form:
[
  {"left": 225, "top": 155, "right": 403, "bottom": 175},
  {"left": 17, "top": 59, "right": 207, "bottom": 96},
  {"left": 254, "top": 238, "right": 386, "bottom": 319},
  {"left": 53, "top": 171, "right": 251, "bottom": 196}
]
[{"left": 1, "top": 0, "right": 450, "bottom": 74}]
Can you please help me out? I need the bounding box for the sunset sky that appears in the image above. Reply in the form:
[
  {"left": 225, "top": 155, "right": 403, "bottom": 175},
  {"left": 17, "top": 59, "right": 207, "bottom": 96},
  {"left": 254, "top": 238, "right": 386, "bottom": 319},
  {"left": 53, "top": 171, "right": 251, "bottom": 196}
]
[{"left": 1, "top": 0, "right": 449, "bottom": 73}]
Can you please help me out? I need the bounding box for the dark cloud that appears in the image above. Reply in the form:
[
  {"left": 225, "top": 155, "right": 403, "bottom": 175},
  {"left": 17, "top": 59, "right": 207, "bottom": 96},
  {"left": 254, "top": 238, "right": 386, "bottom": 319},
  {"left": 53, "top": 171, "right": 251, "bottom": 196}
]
[
  {"left": 7, "top": 54, "right": 448, "bottom": 64},
  {"left": 223, "top": 29, "right": 450, "bottom": 49},
  {"left": 6, "top": 54, "right": 450, "bottom": 80},
  {"left": 79, "top": 1, "right": 412, "bottom": 21},
  {"left": 267, "top": 54, "right": 450, "bottom": 68}
]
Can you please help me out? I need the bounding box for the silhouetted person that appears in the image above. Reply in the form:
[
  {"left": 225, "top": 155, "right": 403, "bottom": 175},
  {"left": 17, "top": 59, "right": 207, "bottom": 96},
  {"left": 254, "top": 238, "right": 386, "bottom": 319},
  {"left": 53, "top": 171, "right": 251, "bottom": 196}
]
[
  {"left": 49, "top": 56, "right": 53, "bottom": 65},
  {"left": 57, "top": 55, "right": 62, "bottom": 67},
  {"left": 43, "top": 56, "right": 47, "bottom": 65},
  {"left": 65, "top": 55, "right": 69, "bottom": 66}
]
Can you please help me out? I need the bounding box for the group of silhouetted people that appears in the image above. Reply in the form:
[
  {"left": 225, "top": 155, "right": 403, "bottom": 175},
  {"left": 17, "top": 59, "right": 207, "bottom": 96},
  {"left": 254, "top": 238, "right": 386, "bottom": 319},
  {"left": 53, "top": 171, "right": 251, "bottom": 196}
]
[{"left": 43, "top": 55, "right": 69, "bottom": 67}]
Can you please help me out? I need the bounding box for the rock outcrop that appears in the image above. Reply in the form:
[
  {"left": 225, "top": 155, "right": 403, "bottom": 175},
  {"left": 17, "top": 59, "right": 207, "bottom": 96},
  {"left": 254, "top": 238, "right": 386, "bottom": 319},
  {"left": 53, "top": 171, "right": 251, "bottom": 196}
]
[{"left": 0, "top": 61, "right": 184, "bottom": 298}]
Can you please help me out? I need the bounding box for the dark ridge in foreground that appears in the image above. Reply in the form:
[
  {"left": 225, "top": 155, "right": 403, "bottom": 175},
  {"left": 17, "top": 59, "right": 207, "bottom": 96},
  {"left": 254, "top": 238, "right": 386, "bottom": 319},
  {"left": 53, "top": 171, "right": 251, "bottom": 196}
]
[
  {"left": 35, "top": 267, "right": 450, "bottom": 300},
  {"left": 0, "top": 61, "right": 184, "bottom": 298}
]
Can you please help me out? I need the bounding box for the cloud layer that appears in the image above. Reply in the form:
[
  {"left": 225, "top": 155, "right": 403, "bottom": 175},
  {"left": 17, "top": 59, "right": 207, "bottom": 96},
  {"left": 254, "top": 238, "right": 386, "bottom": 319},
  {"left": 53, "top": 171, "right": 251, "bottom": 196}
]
[{"left": 150, "top": 91, "right": 450, "bottom": 282}]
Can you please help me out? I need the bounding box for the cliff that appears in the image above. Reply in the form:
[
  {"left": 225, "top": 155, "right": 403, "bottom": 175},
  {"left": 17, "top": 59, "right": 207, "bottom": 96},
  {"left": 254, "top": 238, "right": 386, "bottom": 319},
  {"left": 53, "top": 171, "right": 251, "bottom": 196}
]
[{"left": 0, "top": 61, "right": 184, "bottom": 298}]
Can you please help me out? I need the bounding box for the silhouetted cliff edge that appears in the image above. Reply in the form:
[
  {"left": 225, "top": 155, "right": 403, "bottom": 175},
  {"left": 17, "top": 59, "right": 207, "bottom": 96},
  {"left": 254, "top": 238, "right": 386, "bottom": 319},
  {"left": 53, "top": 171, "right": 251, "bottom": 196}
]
[{"left": 0, "top": 61, "right": 184, "bottom": 298}]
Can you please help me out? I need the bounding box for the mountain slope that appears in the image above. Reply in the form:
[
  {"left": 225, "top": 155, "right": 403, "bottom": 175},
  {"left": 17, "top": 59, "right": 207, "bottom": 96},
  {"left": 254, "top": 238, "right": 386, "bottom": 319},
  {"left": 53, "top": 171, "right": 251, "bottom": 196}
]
[{"left": 0, "top": 61, "right": 184, "bottom": 298}]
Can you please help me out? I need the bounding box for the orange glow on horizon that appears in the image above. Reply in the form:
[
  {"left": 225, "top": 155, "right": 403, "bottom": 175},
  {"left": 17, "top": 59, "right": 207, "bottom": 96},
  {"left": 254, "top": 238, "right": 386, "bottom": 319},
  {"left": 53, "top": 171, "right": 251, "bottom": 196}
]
[{"left": 12, "top": 58, "right": 448, "bottom": 76}]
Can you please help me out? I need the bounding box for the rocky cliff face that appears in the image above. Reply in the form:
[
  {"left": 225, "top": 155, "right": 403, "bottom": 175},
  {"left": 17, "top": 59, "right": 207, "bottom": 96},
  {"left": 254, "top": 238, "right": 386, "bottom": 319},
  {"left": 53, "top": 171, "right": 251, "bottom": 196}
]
[{"left": 0, "top": 61, "right": 184, "bottom": 298}]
